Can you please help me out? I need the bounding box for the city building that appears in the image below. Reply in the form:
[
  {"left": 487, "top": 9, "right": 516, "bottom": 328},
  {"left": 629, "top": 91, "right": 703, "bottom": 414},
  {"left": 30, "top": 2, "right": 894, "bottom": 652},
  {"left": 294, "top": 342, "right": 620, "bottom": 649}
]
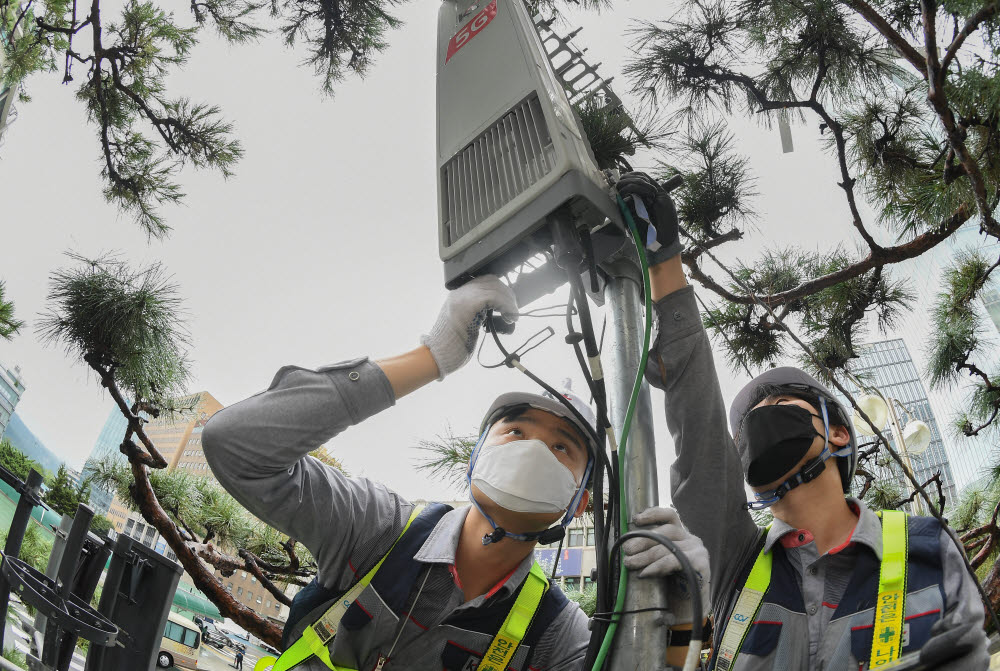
[
  {"left": 889, "top": 221, "right": 1000, "bottom": 494},
  {"left": 839, "top": 338, "right": 959, "bottom": 509},
  {"left": 93, "top": 391, "right": 290, "bottom": 621},
  {"left": 219, "top": 568, "right": 287, "bottom": 623},
  {"left": 0, "top": 362, "right": 25, "bottom": 439},
  {"left": 104, "top": 392, "right": 224, "bottom": 533},
  {"left": 81, "top": 408, "right": 130, "bottom": 515},
  {"left": 2, "top": 412, "right": 62, "bottom": 476}
]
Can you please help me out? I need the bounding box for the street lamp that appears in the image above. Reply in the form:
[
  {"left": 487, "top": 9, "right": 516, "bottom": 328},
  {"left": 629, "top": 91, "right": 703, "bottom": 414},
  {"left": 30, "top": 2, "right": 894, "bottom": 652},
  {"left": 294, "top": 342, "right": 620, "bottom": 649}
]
[{"left": 851, "top": 389, "right": 932, "bottom": 514}]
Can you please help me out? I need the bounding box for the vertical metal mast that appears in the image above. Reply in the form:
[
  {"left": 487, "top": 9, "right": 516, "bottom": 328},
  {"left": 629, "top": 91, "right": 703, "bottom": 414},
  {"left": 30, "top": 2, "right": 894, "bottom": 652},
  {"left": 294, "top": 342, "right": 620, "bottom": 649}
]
[{"left": 603, "top": 256, "right": 669, "bottom": 671}]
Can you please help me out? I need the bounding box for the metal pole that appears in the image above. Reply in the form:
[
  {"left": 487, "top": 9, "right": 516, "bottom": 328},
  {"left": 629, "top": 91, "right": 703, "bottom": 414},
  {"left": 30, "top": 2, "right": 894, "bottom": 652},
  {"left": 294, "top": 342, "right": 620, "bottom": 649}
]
[{"left": 604, "top": 267, "right": 669, "bottom": 671}]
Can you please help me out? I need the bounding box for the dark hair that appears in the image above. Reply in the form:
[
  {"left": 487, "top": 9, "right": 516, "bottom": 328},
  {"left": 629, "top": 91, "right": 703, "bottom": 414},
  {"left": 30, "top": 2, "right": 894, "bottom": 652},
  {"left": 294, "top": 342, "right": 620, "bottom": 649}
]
[
  {"left": 742, "top": 383, "right": 850, "bottom": 430},
  {"left": 496, "top": 404, "right": 532, "bottom": 425},
  {"left": 744, "top": 383, "right": 816, "bottom": 411}
]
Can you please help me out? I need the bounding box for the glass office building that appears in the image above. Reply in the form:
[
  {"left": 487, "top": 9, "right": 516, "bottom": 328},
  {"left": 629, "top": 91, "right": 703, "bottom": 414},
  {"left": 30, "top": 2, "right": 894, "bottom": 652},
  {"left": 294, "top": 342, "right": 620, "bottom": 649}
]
[
  {"left": 889, "top": 222, "right": 1000, "bottom": 494},
  {"left": 81, "top": 406, "right": 130, "bottom": 516},
  {"left": 839, "top": 339, "right": 959, "bottom": 509},
  {"left": 0, "top": 363, "right": 25, "bottom": 439}
]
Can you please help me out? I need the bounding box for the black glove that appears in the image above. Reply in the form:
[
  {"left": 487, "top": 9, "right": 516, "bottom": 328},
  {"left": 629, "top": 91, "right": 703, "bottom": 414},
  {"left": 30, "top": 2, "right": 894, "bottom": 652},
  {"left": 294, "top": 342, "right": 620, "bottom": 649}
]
[{"left": 615, "top": 172, "right": 683, "bottom": 266}]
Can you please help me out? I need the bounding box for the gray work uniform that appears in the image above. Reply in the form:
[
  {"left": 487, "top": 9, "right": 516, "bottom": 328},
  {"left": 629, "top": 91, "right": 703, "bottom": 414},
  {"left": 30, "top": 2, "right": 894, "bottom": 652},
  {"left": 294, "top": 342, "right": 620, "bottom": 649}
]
[
  {"left": 644, "top": 286, "right": 990, "bottom": 670},
  {"left": 202, "top": 357, "right": 590, "bottom": 670}
]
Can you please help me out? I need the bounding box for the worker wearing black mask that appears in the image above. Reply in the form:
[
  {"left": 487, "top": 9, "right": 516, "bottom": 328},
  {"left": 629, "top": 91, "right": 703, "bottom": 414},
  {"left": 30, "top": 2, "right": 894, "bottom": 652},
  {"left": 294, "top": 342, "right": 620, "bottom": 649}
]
[{"left": 616, "top": 171, "right": 989, "bottom": 671}]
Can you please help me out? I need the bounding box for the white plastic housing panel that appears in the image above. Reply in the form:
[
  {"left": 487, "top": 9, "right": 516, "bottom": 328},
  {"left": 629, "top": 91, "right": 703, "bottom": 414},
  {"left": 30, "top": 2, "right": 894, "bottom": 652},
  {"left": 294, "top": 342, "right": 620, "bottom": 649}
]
[{"left": 435, "top": 0, "right": 614, "bottom": 279}]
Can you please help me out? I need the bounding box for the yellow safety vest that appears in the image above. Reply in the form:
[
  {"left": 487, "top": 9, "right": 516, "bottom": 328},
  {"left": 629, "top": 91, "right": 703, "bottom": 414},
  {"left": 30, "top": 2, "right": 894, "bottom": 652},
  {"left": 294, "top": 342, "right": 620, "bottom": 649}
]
[
  {"left": 715, "top": 509, "right": 908, "bottom": 670},
  {"left": 255, "top": 507, "right": 549, "bottom": 671}
]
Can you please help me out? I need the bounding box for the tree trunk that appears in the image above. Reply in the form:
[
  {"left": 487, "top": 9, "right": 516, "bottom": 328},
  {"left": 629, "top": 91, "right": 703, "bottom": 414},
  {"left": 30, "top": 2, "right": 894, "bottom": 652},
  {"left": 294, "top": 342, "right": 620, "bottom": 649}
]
[
  {"left": 128, "top": 460, "right": 284, "bottom": 646},
  {"left": 982, "top": 557, "right": 1000, "bottom": 633}
]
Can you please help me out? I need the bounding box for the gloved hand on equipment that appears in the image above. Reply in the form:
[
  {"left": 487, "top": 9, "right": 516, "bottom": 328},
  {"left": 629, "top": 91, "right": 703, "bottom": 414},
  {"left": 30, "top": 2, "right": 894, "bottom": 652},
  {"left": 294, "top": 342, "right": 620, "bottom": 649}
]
[
  {"left": 421, "top": 275, "right": 519, "bottom": 380},
  {"left": 614, "top": 172, "right": 683, "bottom": 266},
  {"left": 623, "top": 506, "right": 711, "bottom": 626}
]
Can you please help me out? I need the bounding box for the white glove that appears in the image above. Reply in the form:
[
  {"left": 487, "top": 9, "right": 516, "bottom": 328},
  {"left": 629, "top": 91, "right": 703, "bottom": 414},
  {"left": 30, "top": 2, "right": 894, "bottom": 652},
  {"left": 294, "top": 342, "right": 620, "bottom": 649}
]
[
  {"left": 420, "top": 275, "right": 518, "bottom": 380},
  {"left": 623, "top": 506, "right": 711, "bottom": 625}
]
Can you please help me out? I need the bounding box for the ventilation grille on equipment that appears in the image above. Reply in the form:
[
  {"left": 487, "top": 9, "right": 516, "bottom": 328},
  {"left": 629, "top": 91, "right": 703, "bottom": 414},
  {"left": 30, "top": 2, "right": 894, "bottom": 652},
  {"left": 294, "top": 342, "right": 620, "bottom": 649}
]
[{"left": 442, "top": 93, "right": 556, "bottom": 246}]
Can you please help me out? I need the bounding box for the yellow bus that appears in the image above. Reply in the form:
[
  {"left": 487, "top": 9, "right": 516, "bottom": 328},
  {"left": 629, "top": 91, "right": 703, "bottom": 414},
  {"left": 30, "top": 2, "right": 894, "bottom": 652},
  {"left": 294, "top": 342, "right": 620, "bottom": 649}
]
[{"left": 158, "top": 611, "right": 201, "bottom": 669}]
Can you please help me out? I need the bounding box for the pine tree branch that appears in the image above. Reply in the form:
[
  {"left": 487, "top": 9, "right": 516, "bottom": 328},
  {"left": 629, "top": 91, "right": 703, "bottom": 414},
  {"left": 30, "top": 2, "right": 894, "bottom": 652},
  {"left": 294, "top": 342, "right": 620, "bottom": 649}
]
[
  {"left": 682, "top": 203, "right": 972, "bottom": 306},
  {"left": 192, "top": 542, "right": 312, "bottom": 579},
  {"left": 941, "top": 2, "right": 1000, "bottom": 73},
  {"left": 128, "top": 460, "right": 283, "bottom": 645},
  {"left": 657, "top": 46, "right": 878, "bottom": 252},
  {"left": 238, "top": 550, "right": 294, "bottom": 607},
  {"left": 963, "top": 406, "right": 1000, "bottom": 437},
  {"left": 895, "top": 472, "right": 946, "bottom": 513},
  {"left": 85, "top": 353, "right": 169, "bottom": 469},
  {"left": 921, "top": 0, "right": 1000, "bottom": 235},
  {"left": 281, "top": 537, "right": 301, "bottom": 573},
  {"left": 684, "top": 228, "right": 743, "bottom": 261},
  {"left": 240, "top": 551, "right": 314, "bottom": 578},
  {"left": 843, "top": 0, "right": 928, "bottom": 73},
  {"left": 958, "top": 360, "right": 997, "bottom": 388},
  {"left": 808, "top": 96, "right": 883, "bottom": 252},
  {"left": 855, "top": 465, "right": 877, "bottom": 498}
]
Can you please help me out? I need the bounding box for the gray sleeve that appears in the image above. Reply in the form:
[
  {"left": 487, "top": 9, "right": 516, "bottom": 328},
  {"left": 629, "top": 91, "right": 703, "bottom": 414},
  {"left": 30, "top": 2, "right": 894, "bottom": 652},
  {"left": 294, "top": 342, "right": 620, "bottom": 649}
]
[
  {"left": 645, "top": 286, "right": 759, "bottom": 607},
  {"left": 537, "top": 598, "right": 590, "bottom": 670},
  {"left": 918, "top": 527, "right": 990, "bottom": 669},
  {"left": 202, "top": 356, "right": 411, "bottom": 587}
]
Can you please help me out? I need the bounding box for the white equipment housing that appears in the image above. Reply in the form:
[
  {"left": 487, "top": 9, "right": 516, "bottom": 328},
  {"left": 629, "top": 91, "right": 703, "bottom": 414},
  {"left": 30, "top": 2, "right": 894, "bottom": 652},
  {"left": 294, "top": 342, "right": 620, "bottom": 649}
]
[{"left": 436, "top": 0, "right": 620, "bottom": 289}]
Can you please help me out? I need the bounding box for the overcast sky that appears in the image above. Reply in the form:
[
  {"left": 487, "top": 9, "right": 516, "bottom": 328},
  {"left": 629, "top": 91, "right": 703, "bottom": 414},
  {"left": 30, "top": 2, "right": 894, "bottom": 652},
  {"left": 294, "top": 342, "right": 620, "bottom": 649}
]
[{"left": 0, "top": 0, "right": 892, "bottom": 502}]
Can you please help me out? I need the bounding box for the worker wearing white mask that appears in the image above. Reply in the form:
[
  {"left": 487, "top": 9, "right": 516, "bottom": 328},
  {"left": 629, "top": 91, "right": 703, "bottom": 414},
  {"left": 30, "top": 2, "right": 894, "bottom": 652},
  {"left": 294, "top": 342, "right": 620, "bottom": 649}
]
[{"left": 203, "top": 272, "right": 711, "bottom": 671}]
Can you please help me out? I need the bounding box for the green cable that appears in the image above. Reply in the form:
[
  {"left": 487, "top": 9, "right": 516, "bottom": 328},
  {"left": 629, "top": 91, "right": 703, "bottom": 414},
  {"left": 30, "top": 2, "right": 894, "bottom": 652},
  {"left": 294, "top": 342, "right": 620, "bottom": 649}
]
[{"left": 591, "top": 195, "right": 654, "bottom": 671}]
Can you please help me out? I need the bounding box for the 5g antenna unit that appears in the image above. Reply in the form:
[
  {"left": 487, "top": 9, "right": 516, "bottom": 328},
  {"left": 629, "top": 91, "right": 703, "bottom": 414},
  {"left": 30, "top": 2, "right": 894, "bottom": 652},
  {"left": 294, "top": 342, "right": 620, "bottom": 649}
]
[{"left": 435, "top": 0, "right": 620, "bottom": 301}]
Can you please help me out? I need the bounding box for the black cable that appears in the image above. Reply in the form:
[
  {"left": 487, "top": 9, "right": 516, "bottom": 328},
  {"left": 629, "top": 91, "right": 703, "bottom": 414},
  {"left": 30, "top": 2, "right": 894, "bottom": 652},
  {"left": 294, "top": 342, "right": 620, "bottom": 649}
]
[
  {"left": 608, "top": 530, "right": 704, "bottom": 648},
  {"left": 565, "top": 297, "right": 618, "bottom": 494},
  {"left": 477, "top": 326, "right": 555, "bottom": 369},
  {"left": 551, "top": 535, "right": 565, "bottom": 579},
  {"left": 486, "top": 317, "right": 616, "bottom": 650},
  {"left": 486, "top": 315, "right": 603, "bottom": 456},
  {"left": 565, "top": 274, "right": 621, "bottom": 671},
  {"left": 569, "top": 275, "right": 621, "bottom": 572},
  {"left": 590, "top": 606, "right": 677, "bottom": 623},
  {"left": 563, "top": 294, "right": 615, "bottom": 656},
  {"left": 566, "top": 299, "right": 597, "bottom": 396}
]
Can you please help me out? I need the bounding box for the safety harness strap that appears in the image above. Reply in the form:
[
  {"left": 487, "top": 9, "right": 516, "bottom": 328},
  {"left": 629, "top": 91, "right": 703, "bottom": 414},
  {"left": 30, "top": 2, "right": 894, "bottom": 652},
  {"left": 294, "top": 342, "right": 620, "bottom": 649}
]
[
  {"left": 259, "top": 505, "right": 425, "bottom": 671},
  {"left": 715, "top": 528, "right": 772, "bottom": 671},
  {"left": 871, "top": 510, "right": 907, "bottom": 667},
  {"left": 477, "top": 561, "right": 549, "bottom": 671},
  {"left": 715, "top": 512, "right": 909, "bottom": 671}
]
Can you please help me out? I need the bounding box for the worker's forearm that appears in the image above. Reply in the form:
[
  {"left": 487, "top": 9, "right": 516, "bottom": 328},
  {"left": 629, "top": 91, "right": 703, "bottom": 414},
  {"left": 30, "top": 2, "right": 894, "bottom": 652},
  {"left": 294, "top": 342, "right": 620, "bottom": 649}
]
[
  {"left": 649, "top": 255, "right": 687, "bottom": 302},
  {"left": 376, "top": 346, "right": 441, "bottom": 399}
]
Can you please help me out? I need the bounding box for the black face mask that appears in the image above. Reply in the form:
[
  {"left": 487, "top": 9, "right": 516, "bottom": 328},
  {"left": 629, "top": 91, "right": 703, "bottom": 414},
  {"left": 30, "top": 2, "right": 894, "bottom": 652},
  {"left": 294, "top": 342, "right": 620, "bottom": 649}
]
[{"left": 738, "top": 404, "right": 824, "bottom": 487}]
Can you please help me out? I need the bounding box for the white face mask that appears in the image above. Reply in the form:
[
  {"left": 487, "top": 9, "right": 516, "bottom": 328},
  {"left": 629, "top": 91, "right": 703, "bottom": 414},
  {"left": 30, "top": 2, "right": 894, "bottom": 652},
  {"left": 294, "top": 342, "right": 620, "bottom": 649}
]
[{"left": 470, "top": 439, "right": 580, "bottom": 514}]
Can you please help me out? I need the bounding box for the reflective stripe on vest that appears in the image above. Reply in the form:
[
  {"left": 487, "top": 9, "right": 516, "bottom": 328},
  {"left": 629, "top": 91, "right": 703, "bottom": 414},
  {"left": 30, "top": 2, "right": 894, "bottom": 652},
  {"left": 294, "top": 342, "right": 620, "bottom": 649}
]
[
  {"left": 477, "top": 561, "right": 548, "bottom": 671},
  {"left": 714, "top": 510, "right": 908, "bottom": 671},
  {"left": 871, "top": 510, "right": 907, "bottom": 667},
  {"left": 715, "top": 525, "right": 772, "bottom": 671},
  {"left": 259, "top": 506, "right": 425, "bottom": 671},
  {"left": 254, "top": 507, "right": 549, "bottom": 671}
]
